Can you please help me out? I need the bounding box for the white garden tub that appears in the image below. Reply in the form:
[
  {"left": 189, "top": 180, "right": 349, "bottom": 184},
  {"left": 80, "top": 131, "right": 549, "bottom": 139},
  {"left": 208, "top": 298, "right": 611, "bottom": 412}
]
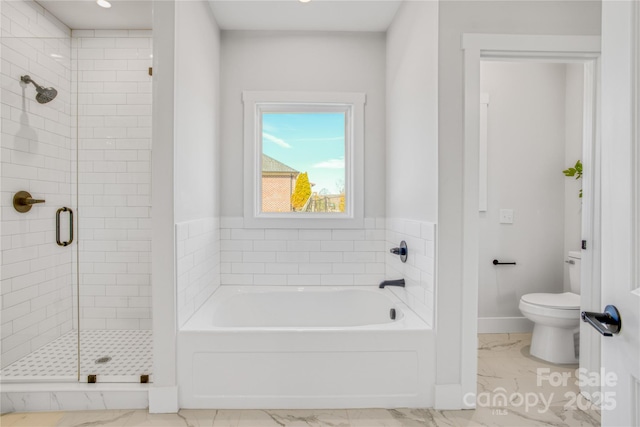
[{"left": 177, "top": 286, "right": 434, "bottom": 409}]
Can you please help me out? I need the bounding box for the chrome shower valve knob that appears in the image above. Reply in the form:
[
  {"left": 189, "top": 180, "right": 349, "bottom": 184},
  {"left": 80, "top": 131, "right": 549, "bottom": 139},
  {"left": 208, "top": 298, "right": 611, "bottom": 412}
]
[{"left": 390, "top": 240, "right": 408, "bottom": 263}]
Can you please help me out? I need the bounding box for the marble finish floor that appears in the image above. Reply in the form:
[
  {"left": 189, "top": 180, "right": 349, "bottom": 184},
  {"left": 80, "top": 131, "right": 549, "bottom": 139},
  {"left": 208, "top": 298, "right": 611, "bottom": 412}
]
[{"left": 0, "top": 333, "right": 600, "bottom": 426}]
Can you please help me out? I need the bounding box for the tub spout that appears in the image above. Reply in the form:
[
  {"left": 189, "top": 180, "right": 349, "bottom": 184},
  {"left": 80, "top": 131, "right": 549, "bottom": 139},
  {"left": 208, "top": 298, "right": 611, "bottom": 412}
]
[{"left": 379, "top": 279, "right": 405, "bottom": 289}]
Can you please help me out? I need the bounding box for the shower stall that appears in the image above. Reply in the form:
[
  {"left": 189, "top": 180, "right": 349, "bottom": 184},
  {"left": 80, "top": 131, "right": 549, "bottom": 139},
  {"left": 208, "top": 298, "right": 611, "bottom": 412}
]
[{"left": 1, "top": 0, "right": 153, "bottom": 384}]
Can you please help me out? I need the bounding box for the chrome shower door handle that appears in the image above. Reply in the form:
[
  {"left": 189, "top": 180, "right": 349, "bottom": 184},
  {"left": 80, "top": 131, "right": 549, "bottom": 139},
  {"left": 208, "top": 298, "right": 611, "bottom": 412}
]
[{"left": 56, "top": 207, "right": 74, "bottom": 247}]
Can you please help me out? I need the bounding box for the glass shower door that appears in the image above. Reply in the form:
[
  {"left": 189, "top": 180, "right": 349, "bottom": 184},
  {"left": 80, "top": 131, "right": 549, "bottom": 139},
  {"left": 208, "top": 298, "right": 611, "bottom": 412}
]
[
  {"left": 1, "top": 5, "right": 153, "bottom": 386},
  {"left": 73, "top": 32, "right": 154, "bottom": 383},
  {"left": 0, "top": 33, "right": 79, "bottom": 382}
]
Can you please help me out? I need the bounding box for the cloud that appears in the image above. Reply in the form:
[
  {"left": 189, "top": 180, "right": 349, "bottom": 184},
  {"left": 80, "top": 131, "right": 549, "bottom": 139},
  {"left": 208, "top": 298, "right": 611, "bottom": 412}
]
[
  {"left": 263, "top": 132, "right": 291, "bottom": 149},
  {"left": 291, "top": 136, "right": 344, "bottom": 142},
  {"left": 262, "top": 122, "right": 280, "bottom": 133},
  {"left": 313, "top": 158, "right": 345, "bottom": 169}
]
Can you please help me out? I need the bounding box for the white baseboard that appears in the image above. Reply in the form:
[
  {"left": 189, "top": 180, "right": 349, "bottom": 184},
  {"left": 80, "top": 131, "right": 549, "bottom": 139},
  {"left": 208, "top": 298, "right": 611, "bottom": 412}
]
[
  {"left": 149, "top": 385, "right": 178, "bottom": 413},
  {"left": 478, "top": 317, "right": 533, "bottom": 333},
  {"left": 434, "top": 384, "right": 462, "bottom": 410}
]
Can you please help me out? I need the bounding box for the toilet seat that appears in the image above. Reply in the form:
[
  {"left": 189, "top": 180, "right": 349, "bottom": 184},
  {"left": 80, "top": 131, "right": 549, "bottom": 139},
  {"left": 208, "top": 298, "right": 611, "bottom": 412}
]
[
  {"left": 519, "top": 300, "right": 579, "bottom": 321},
  {"left": 521, "top": 292, "right": 580, "bottom": 309}
]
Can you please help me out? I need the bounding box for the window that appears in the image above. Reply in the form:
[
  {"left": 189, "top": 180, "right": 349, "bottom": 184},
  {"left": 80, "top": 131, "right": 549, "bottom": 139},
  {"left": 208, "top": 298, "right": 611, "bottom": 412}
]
[{"left": 243, "top": 91, "right": 365, "bottom": 228}]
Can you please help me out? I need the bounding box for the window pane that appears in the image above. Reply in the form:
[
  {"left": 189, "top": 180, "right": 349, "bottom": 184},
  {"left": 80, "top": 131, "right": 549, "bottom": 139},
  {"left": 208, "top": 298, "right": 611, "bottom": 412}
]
[{"left": 261, "top": 112, "right": 346, "bottom": 214}]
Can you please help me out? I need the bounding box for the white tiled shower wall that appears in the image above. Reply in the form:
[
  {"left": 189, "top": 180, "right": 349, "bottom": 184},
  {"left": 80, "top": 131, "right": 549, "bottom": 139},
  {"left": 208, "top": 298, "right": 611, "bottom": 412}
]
[
  {"left": 1, "top": 0, "right": 74, "bottom": 368},
  {"left": 219, "top": 217, "right": 387, "bottom": 286},
  {"left": 176, "top": 217, "right": 220, "bottom": 327},
  {"left": 385, "top": 218, "right": 436, "bottom": 327},
  {"left": 1, "top": 3, "right": 153, "bottom": 367},
  {"left": 72, "top": 30, "right": 153, "bottom": 330}
]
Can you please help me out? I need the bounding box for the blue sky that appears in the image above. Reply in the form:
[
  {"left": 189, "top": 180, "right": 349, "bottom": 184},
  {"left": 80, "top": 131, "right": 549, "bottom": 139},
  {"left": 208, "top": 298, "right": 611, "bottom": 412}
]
[{"left": 262, "top": 112, "right": 345, "bottom": 194}]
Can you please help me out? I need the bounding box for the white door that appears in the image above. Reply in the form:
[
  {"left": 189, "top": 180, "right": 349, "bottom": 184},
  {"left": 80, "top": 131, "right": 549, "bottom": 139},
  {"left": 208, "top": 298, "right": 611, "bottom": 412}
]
[{"left": 597, "top": 1, "right": 640, "bottom": 426}]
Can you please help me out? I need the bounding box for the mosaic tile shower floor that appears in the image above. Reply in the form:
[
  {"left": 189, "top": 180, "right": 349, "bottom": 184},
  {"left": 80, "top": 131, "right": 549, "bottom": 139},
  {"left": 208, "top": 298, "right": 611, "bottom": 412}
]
[{"left": 1, "top": 330, "right": 152, "bottom": 380}]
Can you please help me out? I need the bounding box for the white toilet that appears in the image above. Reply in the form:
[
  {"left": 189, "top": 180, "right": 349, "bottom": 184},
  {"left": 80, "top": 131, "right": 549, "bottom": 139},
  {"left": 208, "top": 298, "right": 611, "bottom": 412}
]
[{"left": 519, "top": 251, "right": 581, "bottom": 364}]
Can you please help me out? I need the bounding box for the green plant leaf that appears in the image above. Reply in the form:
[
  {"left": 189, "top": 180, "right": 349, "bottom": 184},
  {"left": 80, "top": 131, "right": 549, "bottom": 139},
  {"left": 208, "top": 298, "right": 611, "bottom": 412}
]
[{"left": 564, "top": 160, "right": 583, "bottom": 198}]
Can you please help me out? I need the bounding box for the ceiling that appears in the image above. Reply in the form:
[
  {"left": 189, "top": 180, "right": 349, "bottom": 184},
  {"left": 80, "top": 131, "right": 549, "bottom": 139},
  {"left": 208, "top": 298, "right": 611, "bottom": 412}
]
[
  {"left": 37, "top": 0, "right": 152, "bottom": 30},
  {"left": 209, "top": 1, "right": 402, "bottom": 32},
  {"left": 36, "top": 0, "right": 401, "bottom": 32}
]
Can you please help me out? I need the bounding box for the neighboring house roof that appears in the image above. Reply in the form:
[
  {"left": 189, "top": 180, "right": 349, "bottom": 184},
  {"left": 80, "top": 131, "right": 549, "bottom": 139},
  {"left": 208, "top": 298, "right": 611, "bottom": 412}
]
[{"left": 262, "top": 154, "right": 298, "bottom": 174}]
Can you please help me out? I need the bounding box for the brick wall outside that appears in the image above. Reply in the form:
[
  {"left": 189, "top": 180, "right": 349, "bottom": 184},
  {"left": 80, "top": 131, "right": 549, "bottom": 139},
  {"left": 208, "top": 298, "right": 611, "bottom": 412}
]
[{"left": 262, "top": 175, "right": 294, "bottom": 213}]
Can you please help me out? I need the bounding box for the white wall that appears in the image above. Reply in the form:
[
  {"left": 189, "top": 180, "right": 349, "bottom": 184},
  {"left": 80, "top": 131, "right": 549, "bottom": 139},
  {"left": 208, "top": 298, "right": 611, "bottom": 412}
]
[
  {"left": 1, "top": 0, "right": 73, "bottom": 368},
  {"left": 151, "top": 0, "right": 220, "bottom": 406},
  {"left": 384, "top": 0, "right": 439, "bottom": 339},
  {"left": 564, "top": 64, "right": 584, "bottom": 291},
  {"left": 173, "top": 1, "right": 221, "bottom": 327},
  {"left": 151, "top": 0, "right": 177, "bottom": 402},
  {"left": 220, "top": 30, "right": 386, "bottom": 219},
  {"left": 216, "top": 31, "right": 386, "bottom": 290},
  {"left": 175, "top": 2, "right": 220, "bottom": 224},
  {"left": 386, "top": 1, "right": 439, "bottom": 223},
  {"left": 437, "top": 0, "right": 600, "bottom": 403},
  {"left": 478, "top": 62, "right": 576, "bottom": 331},
  {"left": 73, "top": 30, "right": 153, "bottom": 330}
]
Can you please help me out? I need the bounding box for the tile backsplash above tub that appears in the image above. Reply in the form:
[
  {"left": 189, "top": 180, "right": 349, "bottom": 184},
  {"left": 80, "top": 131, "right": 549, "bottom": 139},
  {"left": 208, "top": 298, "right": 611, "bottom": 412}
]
[
  {"left": 385, "top": 218, "right": 436, "bottom": 327},
  {"left": 176, "top": 217, "right": 220, "bottom": 327},
  {"left": 219, "top": 217, "right": 386, "bottom": 287},
  {"left": 218, "top": 216, "right": 436, "bottom": 328}
]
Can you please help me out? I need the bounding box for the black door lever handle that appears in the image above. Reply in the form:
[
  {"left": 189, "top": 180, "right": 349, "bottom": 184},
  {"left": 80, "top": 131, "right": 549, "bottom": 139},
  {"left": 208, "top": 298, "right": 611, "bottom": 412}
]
[{"left": 581, "top": 305, "right": 621, "bottom": 336}]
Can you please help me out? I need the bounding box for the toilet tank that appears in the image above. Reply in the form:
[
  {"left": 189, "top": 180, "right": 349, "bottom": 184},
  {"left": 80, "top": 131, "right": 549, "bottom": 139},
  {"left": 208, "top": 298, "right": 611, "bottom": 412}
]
[{"left": 568, "top": 251, "right": 581, "bottom": 294}]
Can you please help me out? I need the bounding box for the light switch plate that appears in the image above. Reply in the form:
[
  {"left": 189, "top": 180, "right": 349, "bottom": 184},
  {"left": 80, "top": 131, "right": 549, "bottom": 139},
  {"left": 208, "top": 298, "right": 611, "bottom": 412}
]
[{"left": 499, "top": 209, "right": 514, "bottom": 224}]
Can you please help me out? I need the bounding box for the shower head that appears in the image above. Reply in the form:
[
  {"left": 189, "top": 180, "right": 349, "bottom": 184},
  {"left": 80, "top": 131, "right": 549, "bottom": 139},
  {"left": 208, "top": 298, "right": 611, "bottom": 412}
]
[{"left": 20, "top": 75, "right": 58, "bottom": 104}]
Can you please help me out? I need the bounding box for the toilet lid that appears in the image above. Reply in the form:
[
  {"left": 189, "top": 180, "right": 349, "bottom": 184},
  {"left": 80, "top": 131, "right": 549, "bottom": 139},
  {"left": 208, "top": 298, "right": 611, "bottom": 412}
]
[{"left": 521, "top": 292, "right": 580, "bottom": 309}]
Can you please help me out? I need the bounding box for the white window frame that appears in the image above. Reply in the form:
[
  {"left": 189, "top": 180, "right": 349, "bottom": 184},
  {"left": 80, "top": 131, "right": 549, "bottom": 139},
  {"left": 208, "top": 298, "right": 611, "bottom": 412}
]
[{"left": 243, "top": 91, "right": 365, "bottom": 229}]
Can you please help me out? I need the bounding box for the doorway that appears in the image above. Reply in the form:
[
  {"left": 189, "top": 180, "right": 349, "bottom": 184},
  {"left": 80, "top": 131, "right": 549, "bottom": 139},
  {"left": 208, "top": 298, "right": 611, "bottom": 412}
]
[
  {"left": 477, "top": 60, "right": 584, "bottom": 336},
  {"left": 474, "top": 59, "right": 600, "bottom": 420},
  {"left": 460, "top": 34, "right": 601, "bottom": 408}
]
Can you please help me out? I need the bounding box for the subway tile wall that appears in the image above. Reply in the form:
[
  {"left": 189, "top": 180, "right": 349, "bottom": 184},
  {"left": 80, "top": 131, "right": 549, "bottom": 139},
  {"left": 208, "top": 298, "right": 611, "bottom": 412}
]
[
  {"left": 73, "top": 30, "right": 152, "bottom": 330},
  {"left": 219, "top": 217, "right": 387, "bottom": 286},
  {"left": 176, "top": 217, "right": 220, "bottom": 327},
  {"left": 1, "top": 0, "right": 74, "bottom": 368},
  {"left": 385, "top": 218, "right": 436, "bottom": 327},
  {"left": 218, "top": 217, "right": 436, "bottom": 326}
]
